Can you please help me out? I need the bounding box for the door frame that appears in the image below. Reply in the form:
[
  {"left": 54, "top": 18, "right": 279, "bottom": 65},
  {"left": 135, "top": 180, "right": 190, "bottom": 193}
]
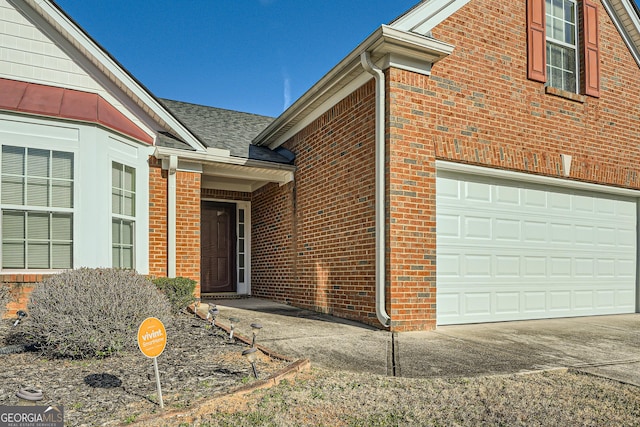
[{"left": 201, "top": 198, "right": 251, "bottom": 295}]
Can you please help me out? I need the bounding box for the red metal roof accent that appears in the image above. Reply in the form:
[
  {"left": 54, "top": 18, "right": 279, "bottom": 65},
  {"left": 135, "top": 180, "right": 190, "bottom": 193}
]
[{"left": 0, "top": 78, "right": 153, "bottom": 144}]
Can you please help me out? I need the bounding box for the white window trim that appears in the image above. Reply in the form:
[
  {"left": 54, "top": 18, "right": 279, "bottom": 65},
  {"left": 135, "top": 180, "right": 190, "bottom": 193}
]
[
  {"left": 201, "top": 198, "right": 252, "bottom": 295},
  {"left": 0, "top": 140, "right": 79, "bottom": 273},
  {"left": 545, "top": 0, "right": 580, "bottom": 93},
  {"left": 110, "top": 160, "right": 136, "bottom": 269}
]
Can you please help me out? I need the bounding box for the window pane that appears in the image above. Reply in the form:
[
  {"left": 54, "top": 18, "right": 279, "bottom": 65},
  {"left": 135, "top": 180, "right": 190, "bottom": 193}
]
[
  {"left": 52, "top": 180, "right": 73, "bottom": 208},
  {"left": 122, "top": 221, "right": 133, "bottom": 245},
  {"left": 564, "top": 22, "right": 575, "bottom": 44},
  {"left": 112, "top": 220, "right": 121, "bottom": 244},
  {"left": 239, "top": 209, "right": 245, "bottom": 223},
  {"left": 553, "top": 0, "right": 563, "bottom": 18},
  {"left": 28, "top": 212, "right": 49, "bottom": 240},
  {"left": 1, "top": 176, "right": 24, "bottom": 204},
  {"left": 563, "top": 47, "right": 576, "bottom": 70},
  {"left": 52, "top": 243, "right": 72, "bottom": 269},
  {"left": 564, "top": 1, "right": 575, "bottom": 23},
  {"left": 122, "top": 247, "right": 133, "bottom": 269},
  {"left": 124, "top": 192, "right": 134, "bottom": 216},
  {"left": 552, "top": 17, "right": 563, "bottom": 41},
  {"left": 27, "top": 242, "right": 49, "bottom": 268},
  {"left": 2, "top": 146, "right": 25, "bottom": 175},
  {"left": 564, "top": 69, "right": 576, "bottom": 93},
  {"left": 239, "top": 269, "right": 245, "bottom": 283},
  {"left": 27, "top": 177, "right": 49, "bottom": 206},
  {"left": 52, "top": 151, "right": 73, "bottom": 180},
  {"left": 124, "top": 166, "right": 135, "bottom": 192},
  {"left": 548, "top": 43, "right": 561, "bottom": 68},
  {"left": 27, "top": 148, "right": 49, "bottom": 178},
  {"left": 2, "top": 211, "right": 25, "bottom": 239},
  {"left": 112, "top": 162, "right": 122, "bottom": 188},
  {"left": 239, "top": 239, "right": 245, "bottom": 253},
  {"left": 51, "top": 213, "right": 72, "bottom": 241},
  {"left": 112, "top": 247, "right": 121, "bottom": 268},
  {"left": 2, "top": 242, "right": 25, "bottom": 268},
  {"left": 112, "top": 189, "right": 122, "bottom": 214}
]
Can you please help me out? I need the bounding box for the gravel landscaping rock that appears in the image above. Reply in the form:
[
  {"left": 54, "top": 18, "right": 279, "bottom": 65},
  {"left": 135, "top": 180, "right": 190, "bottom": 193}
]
[{"left": 0, "top": 314, "right": 290, "bottom": 426}]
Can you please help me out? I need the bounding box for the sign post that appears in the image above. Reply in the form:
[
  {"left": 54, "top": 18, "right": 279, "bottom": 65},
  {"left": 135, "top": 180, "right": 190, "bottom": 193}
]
[{"left": 137, "top": 317, "right": 167, "bottom": 409}]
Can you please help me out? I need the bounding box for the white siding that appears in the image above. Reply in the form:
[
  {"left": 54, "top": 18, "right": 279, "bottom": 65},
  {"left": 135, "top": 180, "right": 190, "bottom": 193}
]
[
  {"left": 0, "top": 0, "right": 100, "bottom": 92},
  {"left": 0, "top": 0, "right": 155, "bottom": 139}
]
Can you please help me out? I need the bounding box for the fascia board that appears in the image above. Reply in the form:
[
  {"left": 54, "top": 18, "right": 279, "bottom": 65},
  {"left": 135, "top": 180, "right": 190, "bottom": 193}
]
[
  {"left": 29, "top": 0, "right": 207, "bottom": 151},
  {"left": 391, "top": 0, "right": 472, "bottom": 35},
  {"left": 253, "top": 25, "right": 454, "bottom": 148}
]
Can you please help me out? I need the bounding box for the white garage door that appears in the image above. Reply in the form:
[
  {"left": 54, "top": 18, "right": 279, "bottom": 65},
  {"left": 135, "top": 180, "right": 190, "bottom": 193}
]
[{"left": 436, "top": 170, "right": 637, "bottom": 325}]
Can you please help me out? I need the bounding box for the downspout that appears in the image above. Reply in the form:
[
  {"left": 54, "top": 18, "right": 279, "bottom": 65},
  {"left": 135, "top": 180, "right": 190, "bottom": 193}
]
[
  {"left": 360, "top": 51, "right": 391, "bottom": 328},
  {"left": 167, "top": 155, "right": 178, "bottom": 278}
]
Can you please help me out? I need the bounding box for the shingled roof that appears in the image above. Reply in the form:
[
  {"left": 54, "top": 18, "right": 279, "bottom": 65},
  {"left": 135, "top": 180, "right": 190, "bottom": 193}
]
[{"left": 158, "top": 99, "right": 293, "bottom": 164}]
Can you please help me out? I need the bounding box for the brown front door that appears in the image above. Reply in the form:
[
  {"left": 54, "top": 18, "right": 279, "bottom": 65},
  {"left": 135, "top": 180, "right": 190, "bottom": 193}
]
[{"left": 201, "top": 201, "right": 236, "bottom": 293}]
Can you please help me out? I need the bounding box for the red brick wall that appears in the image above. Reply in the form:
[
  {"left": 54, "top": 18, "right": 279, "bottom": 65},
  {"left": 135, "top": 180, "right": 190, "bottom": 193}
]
[
  {"left": 425, "top": 0, "right": 640, "bottom": 185},
  {"left": 201, "top": 188, "right": 251, "bottom": 202},
  {"left": 383, "top": 0, "right": 640, "bottom": 330},
  {"left": 1, "top": 274, "right": 49, "bottom": 318},
  {"left": 175, "top": 171, "right": 201, "bottom": 286},
  {"left": 148, "top": 158, "right": 202, "bottom": 294},
  {"left": 148, "top": 159, "right": 168, "bottom": 278},
  {"left": 252, "top": 82, "right": 380, "bottom": 327},
  {"left": 387, "top": 70, "right": 438, "bottom": 331}
]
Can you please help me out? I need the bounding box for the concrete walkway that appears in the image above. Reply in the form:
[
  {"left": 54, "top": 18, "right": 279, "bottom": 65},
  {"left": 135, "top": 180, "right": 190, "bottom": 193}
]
[{"left": 206, "top": 298, "right": 640, "bottom": 385}]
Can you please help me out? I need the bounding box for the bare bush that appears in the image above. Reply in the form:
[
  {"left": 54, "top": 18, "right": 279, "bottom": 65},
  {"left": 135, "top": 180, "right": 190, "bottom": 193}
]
[{"left": 26, "top": 268, "right": 171, "bottom": 358}]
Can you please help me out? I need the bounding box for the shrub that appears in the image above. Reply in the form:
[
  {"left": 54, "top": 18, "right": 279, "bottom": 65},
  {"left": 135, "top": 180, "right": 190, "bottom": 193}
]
[
  {"left": 26, "top": 268, "right": 171, "bottom": 358},
  {"left": 152, "top": 277, "right": 197, "bottom": 314}
]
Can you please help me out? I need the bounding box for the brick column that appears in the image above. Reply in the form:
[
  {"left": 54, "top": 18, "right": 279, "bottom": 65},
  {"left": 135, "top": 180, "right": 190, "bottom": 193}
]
[{"left": 386, "top": 68, "right": 437, "bottom": 332}]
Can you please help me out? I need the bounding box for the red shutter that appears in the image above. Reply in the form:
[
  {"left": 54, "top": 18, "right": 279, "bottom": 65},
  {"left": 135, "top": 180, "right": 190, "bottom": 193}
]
[
  {"left": 527, "top": 0, "right": 547, "bottom": 82},
  {"left": 583, "top": 0, "right": 600, "bottom": 97}
]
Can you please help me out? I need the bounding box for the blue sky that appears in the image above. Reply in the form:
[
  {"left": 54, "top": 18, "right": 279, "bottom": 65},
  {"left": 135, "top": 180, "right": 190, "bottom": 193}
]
[{"left": 55, "top": 0, "right": 640, "bottom": 118}]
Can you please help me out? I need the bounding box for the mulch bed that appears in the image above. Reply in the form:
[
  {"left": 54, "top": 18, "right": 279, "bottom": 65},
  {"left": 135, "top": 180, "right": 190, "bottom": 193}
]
[{"left": 0, "top": 313, "right": 290, "bottom": 426}]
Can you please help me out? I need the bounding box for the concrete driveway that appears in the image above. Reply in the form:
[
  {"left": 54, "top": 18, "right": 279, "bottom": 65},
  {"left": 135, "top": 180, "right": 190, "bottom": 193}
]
[{"left": 207, "top": 298, "right": 640, "bottom": 386}]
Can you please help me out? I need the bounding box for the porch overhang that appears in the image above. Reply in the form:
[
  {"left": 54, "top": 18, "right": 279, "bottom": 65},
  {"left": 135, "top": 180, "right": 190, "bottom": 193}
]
[{"left": 153, "top": 146, "right": 295, "bottom": 192}]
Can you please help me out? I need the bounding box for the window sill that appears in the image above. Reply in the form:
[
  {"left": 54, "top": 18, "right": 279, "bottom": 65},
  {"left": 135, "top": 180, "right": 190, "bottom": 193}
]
[{"left": 545, "top": 86, "right": 586, "bottom": 103}]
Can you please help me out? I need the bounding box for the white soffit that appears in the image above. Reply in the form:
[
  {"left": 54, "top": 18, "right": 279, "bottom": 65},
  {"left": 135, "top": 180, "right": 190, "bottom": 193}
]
[{"left": 391, "top": 0, "right": 472, "bottom": 35}]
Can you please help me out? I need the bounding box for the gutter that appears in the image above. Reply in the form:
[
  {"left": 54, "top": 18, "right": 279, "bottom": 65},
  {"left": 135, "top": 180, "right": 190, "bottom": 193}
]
[
  {"left": 168, "top": 155, "right": 178, "bottom": 278},
  {"left": 360, "top": 51, "right": 391, "bottom": 328}
]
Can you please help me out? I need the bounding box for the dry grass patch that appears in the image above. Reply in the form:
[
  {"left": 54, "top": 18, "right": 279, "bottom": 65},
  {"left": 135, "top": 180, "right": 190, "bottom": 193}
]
[{"left": 192, "top": 367, "right": 640, "bottom": 426}]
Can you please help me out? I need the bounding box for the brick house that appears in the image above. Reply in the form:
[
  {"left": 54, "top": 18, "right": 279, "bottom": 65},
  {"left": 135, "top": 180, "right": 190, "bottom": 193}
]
[{"left": 1, "top": 0, "right": 640, "bottom": 331}]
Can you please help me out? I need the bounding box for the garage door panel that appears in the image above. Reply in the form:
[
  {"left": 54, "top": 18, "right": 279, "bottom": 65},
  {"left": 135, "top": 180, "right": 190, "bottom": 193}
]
[
  {"left": 437, "top": 171, "right": 637, "bottom": 325},
  {"left": 596, "top": 290, "right": 615, "bottom": 309},
  {"left": 496, "top": 292, "right": 520, "bottom": 314},
  {"left": 522, "top": 291, "right": 547, "bottom": 313},
  {"left": 548, "top": 291, "right": 571, "bottom": 311}
]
